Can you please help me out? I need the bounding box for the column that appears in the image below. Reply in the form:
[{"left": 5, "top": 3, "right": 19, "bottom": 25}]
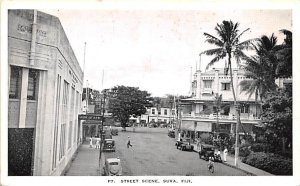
[
  {"left": 18, "top": 68, "right": 29, "bottom": 128},
  {"left": 214, "top": 69, "right": 219, "bottom": 94},
  {"left": 196, "top": 70, "right": 201, "bottom": 99}
]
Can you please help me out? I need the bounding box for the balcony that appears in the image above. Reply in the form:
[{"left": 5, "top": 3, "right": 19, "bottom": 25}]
[{"left": 181, "top": 113, "right": 260, "bottom": 124}]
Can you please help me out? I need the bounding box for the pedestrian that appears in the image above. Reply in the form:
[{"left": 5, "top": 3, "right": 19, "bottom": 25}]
[
  {"left": 223, "top": 147, "right": 228, "bottom": 162},
  {"left": 207, "top": 157, "right": 214, "bottom": 173},
  {"left": 127, "top": 136, "right": 133, "bottom": 148},
  {"left": 96, "top": 138, "right": 100, "bottom": 149},
  {"left": 89, "top": 137, "right": 93, "bottom": 148},
  {"left": 196, "top": 137, "right": 201, "bottom": 151}
]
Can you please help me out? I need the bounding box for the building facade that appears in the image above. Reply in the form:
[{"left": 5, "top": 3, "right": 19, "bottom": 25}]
[
  {"left": 179, "top": 68, "right": 261, "bottom": 141},
  {"left": 8, "top": 10, "right": 83, "bottom": 176},
  {"left": 147, "top": 107, "right": 176, "bottom": 124}
]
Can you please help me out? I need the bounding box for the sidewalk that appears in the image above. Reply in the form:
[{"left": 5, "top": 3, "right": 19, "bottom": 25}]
[
  {"left": 191, "top": 144, "right": 273, "bottom": 176},
  {"left": 64, "top": 141, "right": 104, "bottom": 176}
]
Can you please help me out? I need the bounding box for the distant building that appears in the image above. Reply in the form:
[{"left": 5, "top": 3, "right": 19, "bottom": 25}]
[
  {"left": 179, "top": 68, "right": 261, "bottom": 142},
  {"left": 8, "top": 10, "right": 83, "bottom": 176},
  {"left": 129, "top": 97, "right": 177, "bottom": 125}
]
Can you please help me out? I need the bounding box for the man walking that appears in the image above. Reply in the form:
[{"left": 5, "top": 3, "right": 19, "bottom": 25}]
[{"left": 127, "top": 136, "right": 133, "bottom": 148}]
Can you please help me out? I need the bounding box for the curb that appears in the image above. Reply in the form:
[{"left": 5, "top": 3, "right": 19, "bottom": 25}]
[
  {"left": 221, "top": 162, "right": 256, "bottom": 176},
  {"left": 192, "top": 148, "right": 256, "bottom": 176}
]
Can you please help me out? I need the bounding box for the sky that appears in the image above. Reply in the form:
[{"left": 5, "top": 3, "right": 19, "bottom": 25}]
[{"left": 41, "top": 8, "right": 292, "bottom": 97}]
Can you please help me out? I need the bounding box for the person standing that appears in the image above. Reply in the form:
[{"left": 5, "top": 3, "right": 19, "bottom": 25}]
[
  {"left": 95, "top": 138, "right": 100, "bottom": 149},
  {"left": 223, "top": 147, "right": 228, "bottom": 162},
  {"left": 89, "top": 137, "right": 93, "bottom": 148},
  {"left": 127, "top": 136, "right": 133, "bottom": 148}
]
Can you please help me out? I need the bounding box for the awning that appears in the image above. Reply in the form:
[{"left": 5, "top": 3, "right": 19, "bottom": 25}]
[
  {"left": 181, "top": 121, "right": 195, "bottom": 131},
  {"left": 195, "top": 122, "right": 212, "bottom": 132}
]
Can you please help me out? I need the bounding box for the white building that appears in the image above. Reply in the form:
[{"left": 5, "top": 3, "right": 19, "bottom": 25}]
[
  {"left": 147, "top": 107, "right": 176, "bottom": 124},
  {"left": 8, "top": 10, "right": 83, "bottom": 176},
  {"left": 179, "top": 68, "right": 261, "bottom": 141}
]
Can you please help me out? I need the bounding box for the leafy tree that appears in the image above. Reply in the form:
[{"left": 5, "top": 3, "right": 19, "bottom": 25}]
[
  {"left": 106, "top": 85, "right": 153, "bottom": 129},
  {"left": 261, "top": 84, "right": 292, "bottom": 152},
  {"left": 276, "top": 29, "right": 292, "bottom": 78},
  {"left": 201, "top": 20, "right": 254, "bottom": 164}
]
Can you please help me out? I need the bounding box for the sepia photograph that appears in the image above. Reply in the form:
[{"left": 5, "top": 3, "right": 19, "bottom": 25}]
[{"left": 1, "top": 1, "right": 299, "bottom": 186}]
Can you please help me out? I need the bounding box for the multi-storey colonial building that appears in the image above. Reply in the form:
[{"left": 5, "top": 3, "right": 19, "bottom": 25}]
[
  {"left": 179, "top": 68, "right": 261, "bottom": 141},
  {"left": 8, "top": 10, "right": 83, "bottom": 176}
]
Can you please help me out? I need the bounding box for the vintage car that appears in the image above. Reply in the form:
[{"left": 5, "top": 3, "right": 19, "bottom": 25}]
[
  {"left": 177, "top": 141, "right": 194, "bottom": 151},
  {"left": 103, "top": 158, "right": 122, "bottom": 176},
  {"left": 111, "top": 129, "right": 118, "bottom": 136},
  {"left": 103, "top": 139, "right": 115, "bottom": 152},
  {"left": 175, "top": 140, "right": 183, "bottom": 148},
  {"left": 198, "top": 144, "right": 215, "bottom": 161}
]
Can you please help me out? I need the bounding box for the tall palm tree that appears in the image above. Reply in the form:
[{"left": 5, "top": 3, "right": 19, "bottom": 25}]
[
  {"left": 240, "top": 34, "right": 280, "bottom": 117},
  {"left": 201, "top": 20, "right": 254, "bottom": 166}
]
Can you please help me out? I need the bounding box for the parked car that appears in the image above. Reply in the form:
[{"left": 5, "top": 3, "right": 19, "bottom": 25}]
[
  {"left": 103, "top": 158, "right": 122, "bottom": 176},
  {"left": 111, "top": 129, "right": 118, "bottom": 136},
  {"left": 198, "top": 144, "right": 215, "bottom": 161},
  {"left": 168, "top": 130, "right": 175, "bottom": 138},
  {"left": 175, "top": 140, "right": 183, "bottom": 149},
  {"left": 103, "top": 139, "right": 115, "bottom": 152},
  {"left": 178, "top": 141, "right": 194, "bottom": 151},
  {"left": 160, "top": 123, "right": 168, "bottom": 128}
]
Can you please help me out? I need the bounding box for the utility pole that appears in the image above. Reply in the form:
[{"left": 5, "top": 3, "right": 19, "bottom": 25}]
[{"left": 99, "top": 90, "right": 106, "bottom": 167}]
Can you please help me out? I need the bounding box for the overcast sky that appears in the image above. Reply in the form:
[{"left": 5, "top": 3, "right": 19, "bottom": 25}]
[{"left": 41, "top": 9, "right": 292, "bottom": 97}]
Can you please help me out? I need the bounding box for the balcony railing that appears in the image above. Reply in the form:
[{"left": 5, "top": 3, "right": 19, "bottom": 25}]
[{"left": 181, "top": 113, "right": 260, "bottom": 121}]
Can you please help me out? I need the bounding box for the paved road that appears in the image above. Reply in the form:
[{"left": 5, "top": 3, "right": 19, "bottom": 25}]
[{"left": 104, "top": 127, "right": 249, "bottom": 176}]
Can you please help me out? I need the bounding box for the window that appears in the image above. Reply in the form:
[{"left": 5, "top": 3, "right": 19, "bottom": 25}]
[
  {"left": 203, "top": 80, "right": 212, "bottom": 89},
  {"left": 164, "top": 109, "right": 168, "bottom": 115},
  {"left": 68, "top": 121, "right": 72, "bottom": 149},
  {"left": 59, "top": 123, "right": 66, "bottom": 160},
  {"left": 27, "top": 69, "right": 39, "bottom": 100},
  {"left": 52, "top": 75, "right": 61, "bottom": 169},
  {"left": 158, "top": 110, "right": 161, "bottom": 115},
  {"left": 152, "top": 109, "right": 155, "bottom": 115},
  {"left": 59, "top": 80, "right": 69, "bottom": 160},
  {"left": 222, "top": 83, "right": 230, "bottom": 91},
  {"left": 9, "top": 66, "right": 22, "bottom": 99},
  {"left": 241, "top": 104, "right": 249, "bottom": 113}
]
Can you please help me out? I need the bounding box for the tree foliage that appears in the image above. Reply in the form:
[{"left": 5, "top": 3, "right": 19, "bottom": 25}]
[
  {"left": 240, "top": 34, "right": 279, "bottom": 102},
  {"left": 201, "top": 20, "right": 254, "bottom": 70},
  {"left": 261, "top": 84, "right": 292, "bottom": 151},
  {"left": 276, "top": 29, "right": 292, "bottom": 78},
  {"left": 106, "top": 85, "right": 153, "bottom": 129}
]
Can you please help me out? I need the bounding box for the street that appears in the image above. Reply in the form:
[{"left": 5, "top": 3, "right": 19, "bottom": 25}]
[{"left": 103, "top": 127, "right": 249, "bottom": 176}]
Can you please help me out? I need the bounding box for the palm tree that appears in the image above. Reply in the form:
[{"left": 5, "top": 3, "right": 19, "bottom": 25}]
[
  {"left": 240, "top": 34, "right": 281, "bottom": 117},
  {"left": 201, "top": 20, "right": 254, "bottom": 166}
]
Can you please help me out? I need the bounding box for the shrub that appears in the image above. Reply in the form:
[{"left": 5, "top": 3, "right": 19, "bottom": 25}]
[
  {"left": 229, "top": 143, "right": 251, "bottom": 157},
  {"left": 242, "top": 152, "right": 292, "bottom": 175},
  {"left": 239, "top": 146, "right": 251, "bottom": 157},
  {"left": 250, "top": 143, "right": 271, "bottom": 152}
]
